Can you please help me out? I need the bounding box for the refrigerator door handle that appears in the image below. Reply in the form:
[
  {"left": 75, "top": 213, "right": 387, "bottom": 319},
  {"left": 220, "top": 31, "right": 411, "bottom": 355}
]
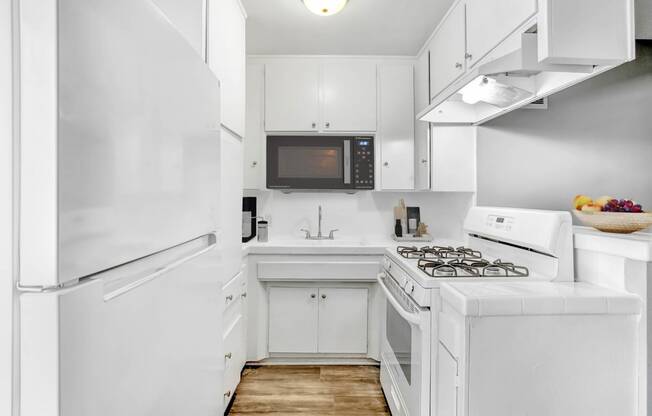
[{"left": 102, "top": 234, "right": 217, "bottom": 301}]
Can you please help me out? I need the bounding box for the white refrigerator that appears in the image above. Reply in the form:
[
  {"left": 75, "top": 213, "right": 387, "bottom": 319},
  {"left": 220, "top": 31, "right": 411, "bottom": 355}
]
[{"left": 17, "top": 0, "right": 225, "bottom": 414}]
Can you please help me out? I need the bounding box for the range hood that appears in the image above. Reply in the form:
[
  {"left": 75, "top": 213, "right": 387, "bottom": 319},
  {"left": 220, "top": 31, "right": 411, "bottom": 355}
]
[{"left": 417, "top": 33, "right": 605, "bottom": 125}]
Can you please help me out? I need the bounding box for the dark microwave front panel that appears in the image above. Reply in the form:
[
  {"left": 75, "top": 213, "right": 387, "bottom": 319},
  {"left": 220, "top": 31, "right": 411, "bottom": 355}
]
[{"left": 267, "top": 136, "right": 374, "bottom": 190}]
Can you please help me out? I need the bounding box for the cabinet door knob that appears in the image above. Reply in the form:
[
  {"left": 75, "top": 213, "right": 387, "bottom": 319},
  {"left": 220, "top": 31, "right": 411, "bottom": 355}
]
[
  {"left": 224, "top": 390, "right": 232, "bottom": 398},
  {"left": 310, "top": 293, "right": 316, "bottom": 299},
  {"left": 421, "top": 159, "right": 427, "bottom": 164},
  {"left": 455, "top": 62, "right": 463, "bottom": 69},
  {"left": 252, "top": 161, "right": 258, "bottom": 167},
  {"left": 465, "top": 53, "right": 473, "bottom": 60},
  {"left": 383, "top": 161, "right": 389, "bottom": 167},
  {"left": 311, "top": 122, "right": 316, "bottom": 128},
  {"left": 225, "top": 352, "right": 232, "bottom": 359},
  {"left": 241, "top": 292, "right": 247, "bottom": 298},
  {"left": 225, "top": 295, "right": 233, "bottom": 302},
  {"left": 325, "top": 122, "right": 330, "bottom": 128},
  {"left": 321, "top": 294, "right": 327, "bottom": 299}
]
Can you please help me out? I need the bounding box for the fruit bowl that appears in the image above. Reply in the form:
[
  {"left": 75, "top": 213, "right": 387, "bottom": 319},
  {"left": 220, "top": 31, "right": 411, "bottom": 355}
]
[{"left": 573, "top": 210, "right": 652, "bottom": 234}]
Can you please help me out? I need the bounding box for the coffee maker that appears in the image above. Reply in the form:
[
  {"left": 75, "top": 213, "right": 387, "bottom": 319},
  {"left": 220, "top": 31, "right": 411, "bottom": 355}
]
[{"left": 242, "top": 197, "right": 257, "bottom": 242}]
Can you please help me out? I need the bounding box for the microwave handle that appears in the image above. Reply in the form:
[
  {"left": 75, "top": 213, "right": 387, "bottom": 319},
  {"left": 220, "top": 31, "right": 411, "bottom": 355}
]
[{"left": 343, "top": 139, "right": 351, "bottom": 185}]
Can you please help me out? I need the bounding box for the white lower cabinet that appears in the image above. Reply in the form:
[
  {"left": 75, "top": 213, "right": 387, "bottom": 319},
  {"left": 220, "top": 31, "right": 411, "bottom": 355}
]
[
  {"left": 268, "top": 287, "right": 319, "bottom": 353},
  {"left": 221, "top": 265, "right": 247, "bottom": 412},
  {"left": 317, "top": 288, "right": 368, "bottom": 353},
  {"left": 268, "top": 286, "right": 368, "bottom": 354},
  {"left": 436, "top": 342, "right": 459, "bottom": 416}
]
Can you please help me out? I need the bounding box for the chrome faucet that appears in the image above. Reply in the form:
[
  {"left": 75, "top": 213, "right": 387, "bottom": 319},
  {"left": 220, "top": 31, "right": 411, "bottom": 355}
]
[
  {"left": 301, "top": 205, "right": 338, "bottom": 240},
  {"left": 317, "top": 205, "right": 323, "bottom": 239}
]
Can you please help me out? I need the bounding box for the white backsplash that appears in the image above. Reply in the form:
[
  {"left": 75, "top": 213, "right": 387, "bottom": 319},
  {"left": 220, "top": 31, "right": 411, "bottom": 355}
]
[{"left": 245, "top": 190, "right": 475, "bottom": 242}]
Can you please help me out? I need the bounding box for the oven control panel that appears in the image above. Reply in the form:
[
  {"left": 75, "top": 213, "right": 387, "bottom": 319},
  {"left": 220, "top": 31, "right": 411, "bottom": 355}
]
[
  {"left": 486, "top": 215, "right": 514, "bottom": 232},
  {"left": 353, "top": 138, "right": 374, "bottom": 189}
]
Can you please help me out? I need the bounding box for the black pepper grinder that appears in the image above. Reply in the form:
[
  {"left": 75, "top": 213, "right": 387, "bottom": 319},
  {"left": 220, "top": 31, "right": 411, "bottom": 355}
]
[{"left": 394, "top": 219, "right": 403, "bottom": 237}]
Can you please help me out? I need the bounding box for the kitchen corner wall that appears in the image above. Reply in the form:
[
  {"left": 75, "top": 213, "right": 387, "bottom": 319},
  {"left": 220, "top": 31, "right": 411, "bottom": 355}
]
[
  {"left": 245, "top": 190, "right": 475, "bottom": 242},
  {"left": 1, "top": 1, "right": 13, "bottom": 414},
  {"left": 476, "top": 41, "right": 652, "bottom": 215}
]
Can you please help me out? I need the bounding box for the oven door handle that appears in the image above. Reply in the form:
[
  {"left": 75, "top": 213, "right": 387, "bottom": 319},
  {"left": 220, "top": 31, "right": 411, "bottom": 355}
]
[{"left": 377, "top": 272, "right": 423, "bottom": 327}]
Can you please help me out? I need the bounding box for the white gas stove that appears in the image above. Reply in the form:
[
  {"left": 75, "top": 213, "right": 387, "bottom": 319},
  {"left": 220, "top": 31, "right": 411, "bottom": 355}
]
[{"left": 378, "top": 207, "right": 574, "bottom": 416}]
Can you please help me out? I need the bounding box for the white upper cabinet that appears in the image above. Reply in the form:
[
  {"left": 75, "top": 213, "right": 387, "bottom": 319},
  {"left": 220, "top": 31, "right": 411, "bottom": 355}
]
[
  {"left": 538, "top": 0, "right": 635, "bottom": 65},
  {"left": 414, "top": 51, "right": 431, "bottom": 190},
  {"left": 264, "top": 61, "right": 321, "bottom": 132},
  {"left": 465, "top": 0, "right": 537, "bottom": 68},
  {"left": 265, "top": 60, "right": 377, "bottom": 132},
  {"left": 429, "top": 1, "right": 467, "bottom": 101},
  {"left": 206, "top": 0, "right": 246, "bottom": 137},
  {"left": 378, "top": 63, "right": 415, "bottom": 191},
  {"left": 244, "top": 63, "right": 265, "bottom": 190},
  {"left": 322, "top": 62, "right": 377, "bottom": 132}
]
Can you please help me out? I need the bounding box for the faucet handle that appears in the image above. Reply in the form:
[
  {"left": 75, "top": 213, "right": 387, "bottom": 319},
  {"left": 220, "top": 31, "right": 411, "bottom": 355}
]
[
  {"left": 300, "top": 228, "right": 311, "bottom": 239},
  {"left": 328, "top": 229, "right": 339, "bottom": 239}
]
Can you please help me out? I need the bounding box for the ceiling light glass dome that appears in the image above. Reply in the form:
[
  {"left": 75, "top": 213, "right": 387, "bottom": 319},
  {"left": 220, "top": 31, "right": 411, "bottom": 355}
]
[{"left": 302, "top": 0, "right": 349, "bottom": 16}]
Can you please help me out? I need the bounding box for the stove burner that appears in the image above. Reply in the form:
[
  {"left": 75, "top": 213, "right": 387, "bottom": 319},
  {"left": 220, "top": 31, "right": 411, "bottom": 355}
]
[
  {"left": 480, "top": 260, "right": 529, "bottom": 277},
  {"left": 418, "top": 259, "right": 476, "bottom": 277},
  {"left": 397, "top": 246, "right": 425, "bottom": 259},
  {"left": 416, "top": 256, "right": 528, "bottom": 278},
  {"left": 447, "top": 247, "right": 483, "bottom": 259}
]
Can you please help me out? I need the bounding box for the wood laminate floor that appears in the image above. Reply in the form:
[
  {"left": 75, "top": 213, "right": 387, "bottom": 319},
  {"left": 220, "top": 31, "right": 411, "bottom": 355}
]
[{"left": 228, "top": 365, "right": 391, "bottom": 415}]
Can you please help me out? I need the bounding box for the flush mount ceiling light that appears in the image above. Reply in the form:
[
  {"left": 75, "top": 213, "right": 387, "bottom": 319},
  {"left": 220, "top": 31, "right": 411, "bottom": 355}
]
[{"left": 302, "top": 0, "right": 348, "bottom": 16}]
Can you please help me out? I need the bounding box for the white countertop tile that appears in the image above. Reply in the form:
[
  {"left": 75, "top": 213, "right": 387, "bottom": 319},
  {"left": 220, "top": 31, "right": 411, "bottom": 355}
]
[{"left": 441, "top": 281, "right": 641, "bottom": 317}]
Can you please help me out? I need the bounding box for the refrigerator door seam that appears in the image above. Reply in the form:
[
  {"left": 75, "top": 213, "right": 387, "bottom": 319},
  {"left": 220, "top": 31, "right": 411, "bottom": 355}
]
[{"left": 16, "top": 233, "right": 217, "bottom": 294}]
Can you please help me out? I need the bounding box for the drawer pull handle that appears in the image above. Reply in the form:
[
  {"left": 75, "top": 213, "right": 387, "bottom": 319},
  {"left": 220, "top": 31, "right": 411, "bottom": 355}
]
[
  {"left": 241, "top": 292, "right": 247, "bottom": 298},
  {"left": 310, "top": 293, "right": 316, "bottom": 299},
  {"left": 224, "top": 390, "right": 232, "bottom": 398},
  {"left": 321, "top": 294, "right": 327, "bottom": 299},
  {"left": 225, "top": 295, "right": 234, "bottom": 301},
  {"left": 225, "top": 352, "right": 232, "bottom": 359}
]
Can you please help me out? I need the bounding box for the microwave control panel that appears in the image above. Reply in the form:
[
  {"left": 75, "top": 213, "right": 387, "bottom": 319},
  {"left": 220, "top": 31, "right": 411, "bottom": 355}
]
[{"left": 353, "top": 138, "right": 374, "bottom": 189}]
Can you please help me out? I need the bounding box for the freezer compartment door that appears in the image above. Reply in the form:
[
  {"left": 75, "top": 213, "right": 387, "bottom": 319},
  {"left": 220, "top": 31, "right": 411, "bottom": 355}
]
[
  {"left": 20, "top": 237, "right": 223, "bottom": 416},
  {"left": 19, "top": 0, "right": 221, "bottom": 287}
]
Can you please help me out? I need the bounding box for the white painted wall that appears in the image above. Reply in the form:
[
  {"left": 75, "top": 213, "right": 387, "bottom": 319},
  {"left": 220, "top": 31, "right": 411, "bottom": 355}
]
[
  {"left": 246, "top": 191, "right": 475, "bottom": 242},
  {"left": 1, "top": 0, "right": 14, "bottom": 414},
  {"left": 476, "top": 41, "right": 652, "bottom": 218},
  {"left": 151, "top": 0, "right": 206, "bottom": 57}
]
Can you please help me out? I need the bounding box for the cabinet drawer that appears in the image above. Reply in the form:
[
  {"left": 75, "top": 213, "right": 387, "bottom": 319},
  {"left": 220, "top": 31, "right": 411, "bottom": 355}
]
[
  {"left": 223, "top": 270, "right": 247, "bottom": 311},
  {"left": 258, "top": 261, "right": 379, "bottom": 281},
  {"left": 223, "top": 314, "right": 245, "bottom": 402}
]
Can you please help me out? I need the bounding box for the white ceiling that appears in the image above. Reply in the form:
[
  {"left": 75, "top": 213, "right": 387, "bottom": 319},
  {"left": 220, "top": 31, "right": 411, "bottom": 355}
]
[{"left": 241, "top": 0, "right": 455, "bottom": 56}]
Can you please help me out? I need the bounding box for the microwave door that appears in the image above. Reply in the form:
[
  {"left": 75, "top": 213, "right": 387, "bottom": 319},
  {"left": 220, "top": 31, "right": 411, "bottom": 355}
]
[{"left": 266, "top": 136, "right": 349, "bottom": 190}]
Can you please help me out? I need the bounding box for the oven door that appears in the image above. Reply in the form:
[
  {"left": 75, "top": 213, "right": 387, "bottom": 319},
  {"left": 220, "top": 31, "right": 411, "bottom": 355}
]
[
  {"left": 378, "top": 272, "right": 431, "bottom": 416},
  {"left": 266, "top": 136, "right": 352, "bottom": 190}
]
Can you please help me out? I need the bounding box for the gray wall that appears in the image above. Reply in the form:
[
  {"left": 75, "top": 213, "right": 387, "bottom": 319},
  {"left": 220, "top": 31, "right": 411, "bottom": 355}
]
[
  {"left": 638, "top": 0, "right": 652, "bottom": 39},
  {"left": 477, "top": 41, "right": 652, "bottom": 214}
]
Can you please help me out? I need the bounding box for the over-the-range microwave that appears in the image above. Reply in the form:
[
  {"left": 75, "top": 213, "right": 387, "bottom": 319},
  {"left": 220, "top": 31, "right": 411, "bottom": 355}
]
[{"left": 266, "top": 135, "right": 374, "bottom": 192}]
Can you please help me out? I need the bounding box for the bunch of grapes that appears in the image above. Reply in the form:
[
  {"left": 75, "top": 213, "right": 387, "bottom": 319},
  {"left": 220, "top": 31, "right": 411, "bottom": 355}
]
[{"left": 602, "top": 199, "right": 644, "bottom": 213}]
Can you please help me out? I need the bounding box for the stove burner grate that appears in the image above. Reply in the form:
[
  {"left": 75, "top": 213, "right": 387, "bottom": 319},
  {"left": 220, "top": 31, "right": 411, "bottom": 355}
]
[
  {"left": 397, "top": 246, "right": 425, "bottom": 259},
  {"left": 416, "top": 258, "right": 529, "bottom": 278}
]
